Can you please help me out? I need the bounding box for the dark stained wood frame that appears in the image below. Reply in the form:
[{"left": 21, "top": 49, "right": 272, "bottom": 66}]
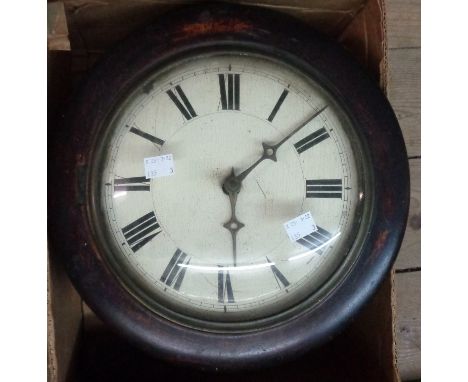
[{"left": 48, "top": 3, "right": 409, "bottom": 371}]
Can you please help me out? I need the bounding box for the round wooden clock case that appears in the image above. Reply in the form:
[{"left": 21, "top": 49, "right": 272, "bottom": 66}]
[{"left": 51, "top": 3, "right": 409, "bottom": 370}]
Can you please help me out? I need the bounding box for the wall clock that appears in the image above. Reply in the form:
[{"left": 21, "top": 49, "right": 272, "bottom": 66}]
[{"left": 53, "top": 3, "right": 409, "bottom": 370}]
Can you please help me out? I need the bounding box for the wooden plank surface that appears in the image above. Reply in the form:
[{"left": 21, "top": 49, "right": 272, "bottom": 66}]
[
  {"left": 395, "top": 158, "right": 421, "bottom": 270},
  {"left": 387, "top": 48, "right": 421, "bottom": 157},
  {"left": 385, "top": 0, "right": 421, "bottom": 49},
  {"left": 386, "top": 0, "right": 421, "bottom": 380},
  {"left": 394, "top": 272, "right": 421, "bottom": 381}
]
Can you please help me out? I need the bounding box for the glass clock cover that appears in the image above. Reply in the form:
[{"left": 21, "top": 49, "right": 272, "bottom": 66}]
[{"left": 92, "top": 52, "right": 370, "bottom": 330}]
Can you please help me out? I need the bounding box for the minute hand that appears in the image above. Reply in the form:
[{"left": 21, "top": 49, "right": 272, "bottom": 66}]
[{"left": 236, "top": 105, "right": 328, "bottom": 182}]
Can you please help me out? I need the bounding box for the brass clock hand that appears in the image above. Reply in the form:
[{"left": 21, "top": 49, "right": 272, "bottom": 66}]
[
  {"left": 221, "top": 106, "right": 328, "bottom": 266},
  {"left": 223, "top": 169, "right": 245, "bottom": 267},
  {"left": 235, "top": 105, "right": 328, "bottom": 183}
]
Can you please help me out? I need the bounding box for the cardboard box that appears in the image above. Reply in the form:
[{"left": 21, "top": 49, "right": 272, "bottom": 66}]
[{"left": 47, "top": 1, "right": 398, "bottom": 380}]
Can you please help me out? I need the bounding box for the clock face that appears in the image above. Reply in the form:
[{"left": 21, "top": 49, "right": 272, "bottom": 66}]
[{"left": 92, "top": 51, "right": 370, "bottom": 330}]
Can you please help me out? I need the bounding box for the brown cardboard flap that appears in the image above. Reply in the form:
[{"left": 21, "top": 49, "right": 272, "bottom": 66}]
[
  {"left": 338, "top": 0, "right": 387, "bottom": 86},
  {"left": 48, "top": 2, "right": 71, "bottom": 51},
  {"left": 63, "top": 0, "right": 365, "bottom": 55},
  {"left": 63, "top": 0, "right": 387, "bottom": 89},
  {"left": 47, "top": 250, "right": 82, "bottom": 382},
  {"left": 47, "top": 259, "right": 58, "bottom": 382},
  {"left": 48, "top": 42, "right": 81, "bottom": 381}
]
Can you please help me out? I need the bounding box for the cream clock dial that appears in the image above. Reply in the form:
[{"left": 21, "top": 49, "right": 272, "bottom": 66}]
[{"left": 98, "top": 53, "right": 363, "bottom": 325}]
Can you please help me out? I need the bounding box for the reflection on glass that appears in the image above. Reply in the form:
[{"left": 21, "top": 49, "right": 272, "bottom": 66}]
[
  {"left": 177, "top": 262, "right": 275, "bottom": 273},
  {"left": 113, "top": 191, "right": 127, "bottom": 199},
  {"left": 288, "top": 232, "right": 341, "bottom": 261}
]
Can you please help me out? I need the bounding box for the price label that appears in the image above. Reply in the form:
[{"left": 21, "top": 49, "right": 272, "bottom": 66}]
[
  {"left": 283, "top": 211, "right": 317, "bottom": 242},
  {"left": 144, "top": 154, "right": 175, "bottom": 179}
]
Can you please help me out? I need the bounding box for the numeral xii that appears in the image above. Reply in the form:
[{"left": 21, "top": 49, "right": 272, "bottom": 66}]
[{"left": 218, "top": 73, "right": 240, "bottom": 110}]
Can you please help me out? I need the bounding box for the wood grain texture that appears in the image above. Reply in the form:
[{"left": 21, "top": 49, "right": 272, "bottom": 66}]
[
  {"left": 395, "top": 158, "right": 420, "bottom": 270},
  {"left": 394, "top": 272, "right": 421, "bottom": 381},
  {"left": 385, "top": 0, "right": 421, "bottom": 49},
  {"left": 387, "top": 47, "right": 421, "bottom": 157},
  {"left": 385, "top": 0, "right": 421, "bottom": 379}
]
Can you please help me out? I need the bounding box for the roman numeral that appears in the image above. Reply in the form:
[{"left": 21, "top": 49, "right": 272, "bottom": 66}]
[
  {"left": 160, "top": 249, "right": 190, "bottom": 291},
  {"left": 306, "top": 179, "right": 342, "bottom": 198},
  {"left": 218, "top": 268, "right": 235, "bottom": 303},
  {"left": 294, "top": 127, "right": 330, "bottom": 154},
  {"left": 267, "top": 89, "right": 289, "bottom": 122},
  {"left": 218, "top": 73, "right": 240, "bottom": 110},
  {"left": 129, "top": 127, "right": 165, "bottom": 145},
  {"left": 166, "top": 85, "right": 197, "bottom": 120},
  {"left": 122, "top": 212, "right": 161, "bottom": 252},
  {"left": 114, "top": 176, "right": 150, "bottom": 192},
  {"left": 266, "top": 257, "right": 290, "bottom": 288},
  {"left": 297, "top": 226, "right": 333, "bottom": 255}
]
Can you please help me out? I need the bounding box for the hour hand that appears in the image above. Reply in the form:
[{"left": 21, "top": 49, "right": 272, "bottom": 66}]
[{"left": 223, "top": 169, "right": 244, "bottom": 266}]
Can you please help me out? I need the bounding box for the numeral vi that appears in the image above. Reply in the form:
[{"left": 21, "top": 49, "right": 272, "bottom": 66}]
[{"left": 218, "top": 268, "right": 235, "bottom": 304}]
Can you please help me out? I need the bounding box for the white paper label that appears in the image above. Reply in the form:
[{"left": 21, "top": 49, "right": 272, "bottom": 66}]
[
  {"left": 283, "top": 211, "right": 318, "bottom": 242},
  {"left": 144, "top": 154, "right": 174, "bottom": 179}
]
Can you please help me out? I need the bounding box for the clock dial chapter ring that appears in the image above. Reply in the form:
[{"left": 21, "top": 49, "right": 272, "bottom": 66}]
[{"left": 54, "top": 3, "right": 410, "bottom": 370}]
